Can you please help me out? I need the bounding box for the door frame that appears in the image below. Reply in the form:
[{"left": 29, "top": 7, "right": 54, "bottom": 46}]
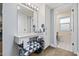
[{"left": 50, "top": 3, "right": 78, "bottom": 53}]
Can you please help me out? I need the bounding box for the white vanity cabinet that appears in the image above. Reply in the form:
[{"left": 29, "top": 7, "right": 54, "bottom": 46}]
[
  {"left": 14, "top": 33, "right": 38, "bottom": 44},
  {"left": 14, "top": 33, "right": 44, "bottom": 49},
  {"left": 14, "top": 34, "right": 31, "bottom": 47}
]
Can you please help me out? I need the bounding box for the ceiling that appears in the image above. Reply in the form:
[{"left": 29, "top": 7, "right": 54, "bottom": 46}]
[
  {"left": 32, "top": 3, "right": 67, "bottom": 9},
  {"left": 46, "top": 3, "right": 73, "bottom": 14},
  {"left": 46, "top": 3, "right": 73, "bottom": 9},
  {"left": 46, "top": 3, "right": 65, "bottom": 9}
]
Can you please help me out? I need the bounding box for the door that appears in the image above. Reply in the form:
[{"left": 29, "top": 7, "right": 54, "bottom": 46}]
[
  {"left": 55, "top": 7, "right": 72, "bottom": 51},
  {"left": 53, "top": 4, "right": 78, "bottom": 52}
]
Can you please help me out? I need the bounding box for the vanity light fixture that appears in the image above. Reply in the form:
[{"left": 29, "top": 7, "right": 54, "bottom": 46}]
[
  {"left": 25, "top": 3, "right": 29, "bottom": 6},
  {"left": 22, "top": 3, "right": 39, "bottom": 11},
  {"left": 31, "top": 4, "right": 34, "bottom": 8},
  {"left": 28, "top": 3, "right": 31, "bottom": 6}
]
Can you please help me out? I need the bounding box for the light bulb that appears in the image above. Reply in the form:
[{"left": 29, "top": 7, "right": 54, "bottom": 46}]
[
  {"left": 31, "top": 5, "right": 34, "bottom": 9},
  {"left": 17, "top": 6, "right": 20, "bottom": 10},
  {"left": 28, "top": 3, "right": 31, "bottom": 6},
  {"left": 37, "top": 7, "right": 39, "bottom": 11},
  {"left": 34, "top": 6, "right": 36, "bottom": 9}
]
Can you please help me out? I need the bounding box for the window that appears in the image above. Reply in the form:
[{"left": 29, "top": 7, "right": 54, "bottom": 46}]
[{"left": 60, "top": 17, "right": 71, "bottom": 32}]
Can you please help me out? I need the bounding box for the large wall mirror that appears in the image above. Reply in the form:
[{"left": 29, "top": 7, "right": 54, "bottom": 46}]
[{"left": 17, "top": 4, "right": 38, "bottom": 35}]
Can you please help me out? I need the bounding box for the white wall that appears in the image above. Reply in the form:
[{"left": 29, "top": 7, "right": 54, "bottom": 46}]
[
  {"left": 45, "top": 5, "right": 51, "bottom": 48},
  {"left": 50, "top": 9, "right": 57, "bottom": 47},
  {"left": 3, "top": 4, "right": 18, "bottom": 56},
  {"left": 38, "top": 4, "right": 45, "bottom": 29}
]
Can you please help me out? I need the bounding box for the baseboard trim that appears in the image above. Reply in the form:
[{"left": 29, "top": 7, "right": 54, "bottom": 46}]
[
  {"left": 75, "top": 52, "right": 79, "bottom": 56},
  {"left": 50, "top": 44, "right": 57, "bottom": 48}
]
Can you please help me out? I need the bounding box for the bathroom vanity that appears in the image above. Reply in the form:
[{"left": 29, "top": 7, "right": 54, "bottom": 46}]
[
  {"left": 14, "top": 3, "right": 45, "bottom": 48},
  {"left": 14, "top": 3, "right": 50, "bottom": 53},
  {"left": 14, "top": 4, "right": 45, "bottom": 55}
]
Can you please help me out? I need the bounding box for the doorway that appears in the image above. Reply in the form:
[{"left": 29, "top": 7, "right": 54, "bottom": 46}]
[{"left": 54, "top": 4, "right": 74, "bottom": 52}]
